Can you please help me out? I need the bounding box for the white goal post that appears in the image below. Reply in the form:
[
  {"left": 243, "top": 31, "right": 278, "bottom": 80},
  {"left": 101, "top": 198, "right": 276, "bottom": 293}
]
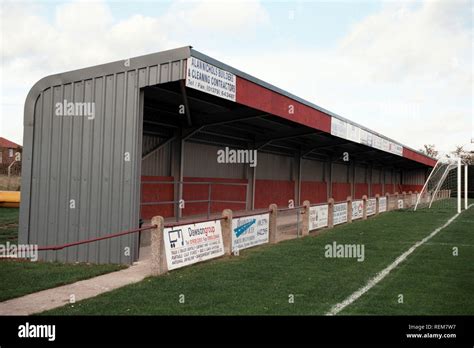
[{"left": 414, "top": 157, "right": 468, "bottom": 212}]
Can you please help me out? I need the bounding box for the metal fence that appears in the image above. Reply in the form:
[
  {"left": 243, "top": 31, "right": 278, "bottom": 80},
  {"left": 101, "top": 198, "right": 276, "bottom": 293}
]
[
  {"left": 0, "top": 162, "right": 21, "bottom": 191},
  {"left": 141, "top": 180, "right": 248, "bottom": 222}
]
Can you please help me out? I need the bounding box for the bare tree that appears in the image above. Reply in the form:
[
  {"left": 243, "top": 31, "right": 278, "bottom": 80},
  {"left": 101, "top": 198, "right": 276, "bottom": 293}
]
[{"left": 419, "top": 144, "right": 439, "bottom": 159}]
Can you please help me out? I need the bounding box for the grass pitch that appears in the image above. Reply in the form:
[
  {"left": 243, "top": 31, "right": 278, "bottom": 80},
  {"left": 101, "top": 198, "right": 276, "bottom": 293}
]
[
  {"left": 44, "top": 204, "right": 473, "bottom": 315},
  {"left": 0, "top": 208, "right": 124, "bottom": 302}
]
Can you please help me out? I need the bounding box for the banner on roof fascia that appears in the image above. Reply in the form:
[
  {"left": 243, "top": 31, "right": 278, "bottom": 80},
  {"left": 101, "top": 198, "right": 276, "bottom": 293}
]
[
  {"left": 346, "top": 124, "right": 361, "bottom": 143},
  {"left": 331, "top": 118, "right": 348, "bottom": 139},
  {"left": 186, "top": 57, "right": 236, "bottom": 101}
]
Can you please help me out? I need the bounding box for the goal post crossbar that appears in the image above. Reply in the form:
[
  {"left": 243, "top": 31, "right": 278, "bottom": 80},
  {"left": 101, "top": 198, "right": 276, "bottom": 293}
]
[{"left": 414, "top": 157, "right": 466, "bottom": 213}]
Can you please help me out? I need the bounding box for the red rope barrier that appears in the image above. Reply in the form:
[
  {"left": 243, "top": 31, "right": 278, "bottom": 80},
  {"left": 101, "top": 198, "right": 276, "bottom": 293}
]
[{"left": 37, "top": 225, "right": 157, "bottom": 251}]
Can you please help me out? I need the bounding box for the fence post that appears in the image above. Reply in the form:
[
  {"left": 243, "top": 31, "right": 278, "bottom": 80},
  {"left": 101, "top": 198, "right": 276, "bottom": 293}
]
[
  {"left": 328, "top": 198, "right": 334, "bottom": 228},
  {"left": 301, "top": 200, "right": 310, "bottom": 236},
  {"left": 151, "top": 216, "right": 167, "bottom": 276},
  {"left": 346, "top": 196, "right": 353, "bottom": 223},
  {"left": 269, "top": 204, "right": 278, "bottom": 244},
  {"left": 221, "top": 209, "right": 233, "bottom": 255},
  {"left": 375, "top": 194, "right": 380, "bottom": 215},
  {"left": 362, "top": 195, "right": 368, "bottom": 220}
]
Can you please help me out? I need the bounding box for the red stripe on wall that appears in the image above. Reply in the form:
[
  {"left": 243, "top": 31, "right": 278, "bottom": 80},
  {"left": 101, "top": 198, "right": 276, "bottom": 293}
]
[
  {"left": 182, "top": 177, "right": 248, "bottom": 216},
  {"left": 141, "top": 176, "right": 174, "bottom": 219},
  {"left": 384, "top": 184, "right": 395, "bottom": 194},
  {"left": 301, "top": 181, "right": 327, "bottom": 204},
  {"left": 236, "top": 77, "right": 331, "bottom": 133},
  {"left": 255, "top": 179, "right": 295, "bottom": 209},
  {"left": 401, "top": 184, "right": 423, "bottom": 193},
  {"left": 371, "top": 184, "right": 383, "bottom": 196},
  {"left": 354, "top": 183, "right": 369, "bottom": 199},
  {"left": 332, "top": 183, "right": 351, "bottom": 202}
]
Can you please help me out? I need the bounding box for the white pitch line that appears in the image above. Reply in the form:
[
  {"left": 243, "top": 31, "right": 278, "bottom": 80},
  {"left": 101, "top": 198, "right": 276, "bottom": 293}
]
[{"left": 326, "top": 205, "right": 473, "bottom": 316}]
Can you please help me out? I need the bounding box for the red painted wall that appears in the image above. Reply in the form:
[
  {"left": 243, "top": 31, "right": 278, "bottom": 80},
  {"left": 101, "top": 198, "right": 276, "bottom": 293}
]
[
  {"left": 301, "top": 181, "right": 327, "bottom": 204},
  {"left": 371, "top": 184, "right": 383, "bottom": 196},
  {"left": 354, "top": 183, "right": 369, "bottom": 199},
  {"left": 401, "top": 184, "right": 423, "bottom": 193},
  {"left": 141, "top": 176, "right": 174, "bottom": 219},
  {"left": 255, "top": 179, "right": 295, "bottom": 209},
  {"left": 182, "top": 177, "right": 248, "bottom": 216},
  {"left": 332, "top": 183, "right": 351, "bottom": 202},
  {"left": 384, "top": 184, "right": 395, "bottom": 194}
]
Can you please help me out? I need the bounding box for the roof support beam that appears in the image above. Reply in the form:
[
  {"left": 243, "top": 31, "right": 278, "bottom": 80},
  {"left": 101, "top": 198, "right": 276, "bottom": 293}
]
[
  {"left": 142, "top": 136, "right": 176, "bottom": 160},
  {"left": 180, "top": 80, "right": 193, "bottom": 127}
]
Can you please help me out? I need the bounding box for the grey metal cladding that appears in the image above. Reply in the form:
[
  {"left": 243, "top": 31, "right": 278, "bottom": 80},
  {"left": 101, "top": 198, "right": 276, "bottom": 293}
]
[
  {"left": 183, "top": 142, "right": 246, "bottom": 179},
  {"left": 141, "top": 135, "right": 172, "bottom": 177},
  {"left": 19, "top": 46, "right": 191, "bottom": 264}
]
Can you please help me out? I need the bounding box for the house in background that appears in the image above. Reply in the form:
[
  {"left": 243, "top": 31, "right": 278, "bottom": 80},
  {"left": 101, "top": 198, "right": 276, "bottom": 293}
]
[{"left": 0, "top": 137, "right": 22, "bottom": 166}]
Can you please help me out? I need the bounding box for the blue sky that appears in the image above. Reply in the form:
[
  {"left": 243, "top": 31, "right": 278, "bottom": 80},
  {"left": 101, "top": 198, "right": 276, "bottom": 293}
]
[{"left": 1, "top": 0, "right": 472, "bottom": 154}]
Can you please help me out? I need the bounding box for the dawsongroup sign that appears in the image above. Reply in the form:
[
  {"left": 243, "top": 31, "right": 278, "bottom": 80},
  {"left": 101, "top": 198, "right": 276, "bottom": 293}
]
[{"left": 164, "top": 220, "right": 224, "bottom": 271}]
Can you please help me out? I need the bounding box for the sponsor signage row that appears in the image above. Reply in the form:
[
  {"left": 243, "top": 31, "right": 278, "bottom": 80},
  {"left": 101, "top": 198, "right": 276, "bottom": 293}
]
[
  {"left": 309, "top": 205, "right": 329, "bottom": 230},
  {"left": 331, "top": 117, "right": 403, "bottom": 156}
]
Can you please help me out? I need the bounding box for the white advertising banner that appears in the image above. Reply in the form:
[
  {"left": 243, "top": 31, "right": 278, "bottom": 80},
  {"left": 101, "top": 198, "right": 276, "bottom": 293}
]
[
  {"left": 346, "top": 124, "right": 361, "bottom": 143},
  {"left": 331, "top": 117, "right": 403, "bottom": 157},
  {"left": 331, "top": 118, "right": 347, "bottom": 139},
  {"left": 373, "top": 135, "right": 383, "bottom": 150},
  {"left": 352, "top": 200, "right": 364, "bottom": 220},
  {"left": 164, "top": 220, "right": 224, "bottom": 271},
  {"left": 232, "top": 213, "right": 269, "bottom": 252},
  {"left": 186, "top": 57, "right": 236, "bottom": 101},
  {"left": 309, "top": 205, "right": 329, "bottom": 230},
  {"left": 333, "top": 203, "right": 348, "bottom": 225},
  {"left": 367, "top": 198, "right": 376, "bottom": 216},
  {"left": 411, "top": 194, "right": 416, "bottom": 206},
  {"left": 379, "top": 197, "right": 387, "bottom": 212}
]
